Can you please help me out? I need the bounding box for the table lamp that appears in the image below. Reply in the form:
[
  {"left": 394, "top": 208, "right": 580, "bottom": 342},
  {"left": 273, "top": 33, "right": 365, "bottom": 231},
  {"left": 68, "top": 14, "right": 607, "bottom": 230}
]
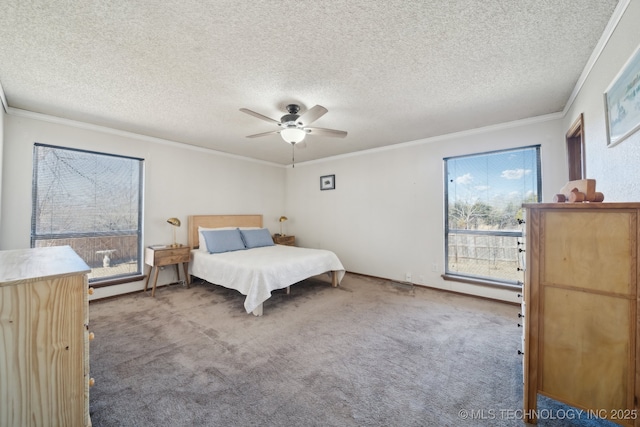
[
  {"left": 167, "top": 217, "right": 181, "bottom": 247},
  {"left": 279, "top": 216, "right": 288, "bottom": 236}
]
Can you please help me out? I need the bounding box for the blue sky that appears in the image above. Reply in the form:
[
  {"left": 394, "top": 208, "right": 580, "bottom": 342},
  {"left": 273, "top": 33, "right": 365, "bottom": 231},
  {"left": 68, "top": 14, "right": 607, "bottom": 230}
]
[{"left": 447, "top": 147, "right": 539, "bottom": 206}]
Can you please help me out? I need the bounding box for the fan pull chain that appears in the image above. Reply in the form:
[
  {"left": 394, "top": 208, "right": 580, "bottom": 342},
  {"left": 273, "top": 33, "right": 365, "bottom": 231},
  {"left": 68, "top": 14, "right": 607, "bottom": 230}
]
[{"left": 292, "top": 143, "right": 295, "bottom": 168}]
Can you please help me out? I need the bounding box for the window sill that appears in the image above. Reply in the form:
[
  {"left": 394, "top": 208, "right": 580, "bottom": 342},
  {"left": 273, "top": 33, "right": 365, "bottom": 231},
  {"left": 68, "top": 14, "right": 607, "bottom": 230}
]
[
  {"left": 89, "top": 274, "right": 146, "bottom": 288},
  {"left": 441, "top": 273, "right": 522, "bottom": 291}
]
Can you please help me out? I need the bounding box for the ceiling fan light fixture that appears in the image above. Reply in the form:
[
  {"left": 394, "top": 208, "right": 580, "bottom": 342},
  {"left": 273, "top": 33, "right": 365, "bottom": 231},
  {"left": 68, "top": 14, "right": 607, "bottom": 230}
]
[
  {"left": 241, "top": 103, "right": 346, "bottom": 143},
  {"left": 280, "top": 127, "right": 306, "bottom": 144}
]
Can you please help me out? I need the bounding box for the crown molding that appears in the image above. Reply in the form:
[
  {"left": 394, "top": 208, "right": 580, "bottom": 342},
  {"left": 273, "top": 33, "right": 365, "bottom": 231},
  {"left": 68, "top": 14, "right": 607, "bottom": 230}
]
[
  {"left": 8, "top": 106, "right": 563, "bottom": 170},
  {"left": 6, "top": 107, "right": 284, "bottom": 168},
  {"left": 290, "top": 112, "right": 564, "bottom": 168}
]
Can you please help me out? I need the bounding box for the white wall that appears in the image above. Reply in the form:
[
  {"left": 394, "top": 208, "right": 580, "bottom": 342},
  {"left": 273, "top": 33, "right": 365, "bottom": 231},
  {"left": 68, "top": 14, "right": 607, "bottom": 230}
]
[
  {"left": 285, "top": 116, "right": 567, "bottom": 303},
  {"left": 564, "top": 0, "right": 640, "bottom": 201},
  {"left": 0, "top": 107, "right": 4, "bottom": 225},
  {"left": 0, "top": 111, "right": 285, "bottom": 299}
]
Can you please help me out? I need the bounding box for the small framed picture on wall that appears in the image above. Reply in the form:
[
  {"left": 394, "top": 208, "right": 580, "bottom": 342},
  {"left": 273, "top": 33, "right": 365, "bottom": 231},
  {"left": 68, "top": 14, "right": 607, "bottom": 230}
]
[{"left": 320, "top": 174, "right": 335, "bottom": 190}]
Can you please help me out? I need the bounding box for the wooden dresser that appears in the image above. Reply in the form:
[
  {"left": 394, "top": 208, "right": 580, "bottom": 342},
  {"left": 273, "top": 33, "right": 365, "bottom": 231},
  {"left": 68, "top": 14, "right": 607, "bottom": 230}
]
[
  {"left": 522, "top": 203, "right": 639, "bottom": 426},
  {"left": 0, "top": 246, "right": 93, "bottom": 427}
]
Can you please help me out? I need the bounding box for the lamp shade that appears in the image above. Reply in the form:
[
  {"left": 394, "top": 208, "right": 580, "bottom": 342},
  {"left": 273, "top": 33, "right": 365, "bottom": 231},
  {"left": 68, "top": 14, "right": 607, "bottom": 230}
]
[
  {"left": 167, "top": 217, "right": 181, "bottom": 227},
  {"left": 279, "top": 216, "right": 288, "bottom": 222},
  {"left": 280, "top": 128, "right": 306, "bottom": 144}
]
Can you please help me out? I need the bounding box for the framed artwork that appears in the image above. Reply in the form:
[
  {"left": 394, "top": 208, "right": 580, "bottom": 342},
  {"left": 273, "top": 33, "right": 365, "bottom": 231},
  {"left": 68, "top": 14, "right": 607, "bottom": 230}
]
[
  {"left": 320, "top": 174, "right": 335, "bottom": 190},
  {"left": 604, "top": 43, "right": 640, "bottom": 147}
]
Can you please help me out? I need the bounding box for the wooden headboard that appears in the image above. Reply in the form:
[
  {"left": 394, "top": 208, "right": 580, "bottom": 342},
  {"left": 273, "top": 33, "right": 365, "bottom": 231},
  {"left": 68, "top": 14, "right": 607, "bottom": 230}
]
[{"left": 188, "top": 215, "right": 263, "bottom": 249}]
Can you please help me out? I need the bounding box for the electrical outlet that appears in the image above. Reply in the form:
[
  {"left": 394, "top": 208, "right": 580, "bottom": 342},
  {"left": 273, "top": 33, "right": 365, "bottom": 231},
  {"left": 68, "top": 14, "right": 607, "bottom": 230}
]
[{"left": 405, "top": 272, "right": 412, "bottom": 282}]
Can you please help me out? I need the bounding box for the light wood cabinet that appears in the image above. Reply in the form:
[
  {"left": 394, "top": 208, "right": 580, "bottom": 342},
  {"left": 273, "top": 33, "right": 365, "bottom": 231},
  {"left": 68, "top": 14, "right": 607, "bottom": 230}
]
[
  {"left": 0, "top": 246, "right": 92, "bottom": 427},
  {"left": 523, "top": 203, "right": 639, "bottom": 426}
]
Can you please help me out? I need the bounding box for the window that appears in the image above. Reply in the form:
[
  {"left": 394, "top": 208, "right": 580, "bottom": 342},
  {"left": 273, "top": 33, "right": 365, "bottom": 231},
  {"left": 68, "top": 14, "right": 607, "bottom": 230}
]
[
  {"left": 32, "top": 143, "right": 144, "bottom": 284},
  {"left": 444, "top": 146, "right": 540, "bottom": 286}
]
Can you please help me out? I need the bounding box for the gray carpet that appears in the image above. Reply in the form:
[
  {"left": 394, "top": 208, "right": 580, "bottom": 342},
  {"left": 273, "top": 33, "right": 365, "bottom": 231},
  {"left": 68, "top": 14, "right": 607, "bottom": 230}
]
[{"left": 88, "top": 273, "right": 617, "bottom": 427}]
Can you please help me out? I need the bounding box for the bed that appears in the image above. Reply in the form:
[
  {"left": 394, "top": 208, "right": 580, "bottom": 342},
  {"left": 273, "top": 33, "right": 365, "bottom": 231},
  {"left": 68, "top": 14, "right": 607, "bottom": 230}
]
[{"left": 187, "top": 214, "right": 345, "bottom": 316}]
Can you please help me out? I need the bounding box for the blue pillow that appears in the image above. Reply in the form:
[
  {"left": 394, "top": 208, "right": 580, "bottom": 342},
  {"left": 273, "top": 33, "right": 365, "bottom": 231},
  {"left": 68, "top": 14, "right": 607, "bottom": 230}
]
[
  {"left": 239, "top": 228, "right": 275, "bottom": 249},
  {"left": 202, "top": 229, "right": 246, "bottom": 254}
]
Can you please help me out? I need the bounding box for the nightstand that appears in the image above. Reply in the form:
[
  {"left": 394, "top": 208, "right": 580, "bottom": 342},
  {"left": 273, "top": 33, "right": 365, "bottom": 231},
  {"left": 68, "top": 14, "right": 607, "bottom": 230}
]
[
  {"left": 144, "top": 245, "right": 191, "bottom": 297},
  {"left": 273, "top": 235, "right": 295, "bottom": 246}
]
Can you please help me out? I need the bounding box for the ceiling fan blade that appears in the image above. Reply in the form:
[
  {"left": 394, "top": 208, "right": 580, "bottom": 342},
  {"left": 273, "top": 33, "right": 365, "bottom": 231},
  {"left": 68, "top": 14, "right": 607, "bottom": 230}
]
[
  {"left": 305, "top": 127, "right": 348, "bottom": 138},
  {"left": 297, "top": 105, "right": 328, "bottom": 126},
  {"left": 240, "top": 108, "right": 280, "bottom": 124},
  {"left": 246, "top": 130, "right": 280, "bottom": 138}
]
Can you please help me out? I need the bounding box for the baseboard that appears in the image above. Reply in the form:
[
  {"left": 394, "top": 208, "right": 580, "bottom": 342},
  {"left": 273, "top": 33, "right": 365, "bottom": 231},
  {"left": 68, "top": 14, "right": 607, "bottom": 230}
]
[{"left": 346, "top": 271, "right": 520, "bottom": 306}]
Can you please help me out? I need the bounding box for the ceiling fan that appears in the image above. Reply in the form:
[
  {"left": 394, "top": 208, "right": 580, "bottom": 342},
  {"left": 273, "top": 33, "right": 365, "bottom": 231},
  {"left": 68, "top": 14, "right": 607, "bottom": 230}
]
[{"left": 240, "top": 104, "right": 348, "bottom": 145}]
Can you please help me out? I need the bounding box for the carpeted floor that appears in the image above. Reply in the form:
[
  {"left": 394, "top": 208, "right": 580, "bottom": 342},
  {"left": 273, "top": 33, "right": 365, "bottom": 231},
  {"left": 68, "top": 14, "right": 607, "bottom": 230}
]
[{"left": 88, "top": 273, "right": 617, "bottom": 427}]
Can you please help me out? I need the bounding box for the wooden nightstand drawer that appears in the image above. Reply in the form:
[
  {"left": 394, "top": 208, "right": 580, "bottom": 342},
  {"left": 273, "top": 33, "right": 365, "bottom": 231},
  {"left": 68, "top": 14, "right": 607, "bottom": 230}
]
[
  {"left": 273, "top": 235, "right": 295, "bottom": 246},
  {"left": 157, "top": 253, "right": 188, "bottom": 266},
  {"left": 145, "top": 246, "right": 190, "bottom": 267}
]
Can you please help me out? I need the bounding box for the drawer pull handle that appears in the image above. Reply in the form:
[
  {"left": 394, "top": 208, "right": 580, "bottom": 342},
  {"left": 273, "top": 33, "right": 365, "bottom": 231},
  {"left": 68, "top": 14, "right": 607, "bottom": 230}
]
[
  {"left": 88, "top": 287, "right": 95, "bottom": 295},
  {"left": 89, "top": 332, "right": 95, "bottom": 341},
  {"left": 89, "top": 378, "right": 95, "bottom": 387}
]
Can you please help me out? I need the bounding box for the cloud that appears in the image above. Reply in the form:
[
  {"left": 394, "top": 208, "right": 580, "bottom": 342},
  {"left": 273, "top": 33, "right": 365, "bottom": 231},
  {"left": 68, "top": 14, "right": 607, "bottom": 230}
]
[
  {"left": 501, "top": 168, "right": 531, "bottom": 180},
  {"left": 455, "top": 173, "right": 473, "bottom": 185},
  {"left": 475, "top": 185, "right": 491, "bottom": 191}
]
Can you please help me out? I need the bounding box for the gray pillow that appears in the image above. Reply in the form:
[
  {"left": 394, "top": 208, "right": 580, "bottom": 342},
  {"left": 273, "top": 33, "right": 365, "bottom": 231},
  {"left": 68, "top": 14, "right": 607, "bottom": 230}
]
[
  {"left": 240, "top": 228, "right": 275, "bottom": 249},
  {"left": 202, "top": 229, "right": 246, "bottom": 253}
]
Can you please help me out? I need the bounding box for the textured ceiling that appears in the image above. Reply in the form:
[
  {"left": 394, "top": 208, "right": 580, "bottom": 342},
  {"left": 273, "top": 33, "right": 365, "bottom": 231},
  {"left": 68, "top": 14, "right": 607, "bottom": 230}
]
[{"left": 0, "top": 0, "right": 621, "bottom": 165}]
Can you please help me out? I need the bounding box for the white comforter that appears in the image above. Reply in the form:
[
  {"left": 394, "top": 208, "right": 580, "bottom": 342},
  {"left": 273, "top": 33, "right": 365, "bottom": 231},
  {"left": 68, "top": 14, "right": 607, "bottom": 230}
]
[{"left": 189, "top": 245, "right": 345, "bottom": 314}]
